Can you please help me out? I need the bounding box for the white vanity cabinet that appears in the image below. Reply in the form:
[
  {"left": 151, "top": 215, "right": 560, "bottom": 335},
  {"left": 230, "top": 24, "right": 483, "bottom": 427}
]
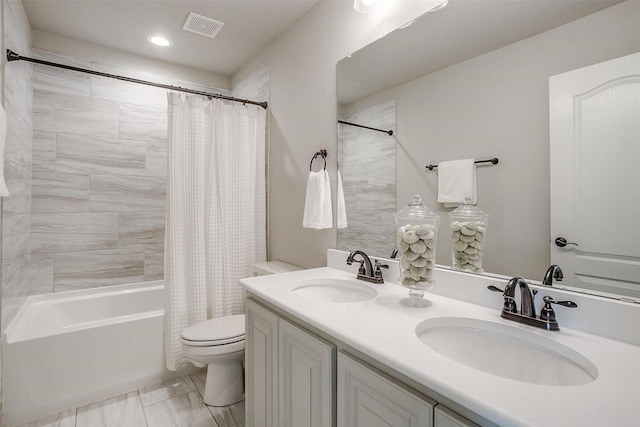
[
  {"left": 338, "top": 352, "right": 435, "bottom": 427},
  {"left": 246, "top": 298, "right": 336, "bottom": 427},
  {"left": 434, "top": 406, "right": 480, "bottom": 427}
]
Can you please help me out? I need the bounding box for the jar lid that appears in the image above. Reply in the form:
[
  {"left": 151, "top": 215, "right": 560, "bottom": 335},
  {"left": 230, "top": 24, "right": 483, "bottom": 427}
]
[
  {"left": 395, "top": 195, "right": 439, "bottom": 221},
  {"left": 448, "top": 197, "right": 487, "bottom": 218}
]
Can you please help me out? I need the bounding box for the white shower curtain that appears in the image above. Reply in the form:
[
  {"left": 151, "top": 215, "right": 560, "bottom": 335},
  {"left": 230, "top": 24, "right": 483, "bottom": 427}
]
[{"left": 165, "top": 93, "right": 267, "bottom": 371}]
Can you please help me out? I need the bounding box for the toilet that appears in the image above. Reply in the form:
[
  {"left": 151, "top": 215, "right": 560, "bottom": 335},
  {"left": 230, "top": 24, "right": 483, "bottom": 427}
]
[{"left": 180, "top": 260, "right": 301, "bottom": 406}]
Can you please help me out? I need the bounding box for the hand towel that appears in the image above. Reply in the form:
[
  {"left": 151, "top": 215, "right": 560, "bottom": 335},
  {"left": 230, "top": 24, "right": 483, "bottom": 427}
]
[
  {"left": 437, "top": 159, "right": 476, "bottom": 208},
  {"left": 0, "top": 103, "right": 10, "bottom": 197},
  {"left": 303, "top": 170, "right": 333, "bottom": 229},
  {"left": 336, "top": 171, "right": 347, "bottom": 229}
]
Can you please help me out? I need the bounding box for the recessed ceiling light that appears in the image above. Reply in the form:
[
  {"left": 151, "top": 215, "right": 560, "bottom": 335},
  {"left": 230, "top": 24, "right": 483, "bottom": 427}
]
[{"left": 147, "top": 35, "right": 172, "bottom": 47}]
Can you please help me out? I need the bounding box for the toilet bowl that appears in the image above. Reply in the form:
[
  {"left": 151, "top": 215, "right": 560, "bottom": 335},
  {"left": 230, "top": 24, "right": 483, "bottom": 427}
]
[
  {"left": 181, "top": 314, "right": 246, "bottom": 406},
  {"left": 180, "top": 261, "right": 301, "bottom": 407}
]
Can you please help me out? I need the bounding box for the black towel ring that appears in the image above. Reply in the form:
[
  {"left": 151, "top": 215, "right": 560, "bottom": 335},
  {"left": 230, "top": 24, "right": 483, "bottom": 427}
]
[{"left": 310, "top": 149, "right": 327, "bottom": 171}]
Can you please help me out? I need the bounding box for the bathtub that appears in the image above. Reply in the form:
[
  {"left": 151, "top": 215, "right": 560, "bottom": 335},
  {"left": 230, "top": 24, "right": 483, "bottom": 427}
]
[{"left": 3, "top": 280, "right": 194, "bottom": 426}]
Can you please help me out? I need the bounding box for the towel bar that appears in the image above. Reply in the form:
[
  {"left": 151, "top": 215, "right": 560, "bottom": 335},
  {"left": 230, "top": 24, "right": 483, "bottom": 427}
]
[
  {"left": 310, "top": 149, "right": 327, "bottom": 171},
  {"left": 426, "top": 157, "right": 499, "bottom": 171}
]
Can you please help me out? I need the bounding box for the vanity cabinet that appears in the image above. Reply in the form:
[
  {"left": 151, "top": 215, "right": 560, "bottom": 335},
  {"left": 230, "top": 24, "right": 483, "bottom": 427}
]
[
  {"left": 246, "top": 297, "right": 482, "bottom": 427},
  {"left": 246, "top": 299, "right": 335, "bottom": 427},
  {"left": 338, "top": 352, "right": 435, "bottom": 427}
]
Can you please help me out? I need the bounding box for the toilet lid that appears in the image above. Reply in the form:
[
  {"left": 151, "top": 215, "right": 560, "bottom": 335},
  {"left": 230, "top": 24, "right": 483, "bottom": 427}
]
[{"left": 181, "top": 314, "right": 245, "bottom": 345}]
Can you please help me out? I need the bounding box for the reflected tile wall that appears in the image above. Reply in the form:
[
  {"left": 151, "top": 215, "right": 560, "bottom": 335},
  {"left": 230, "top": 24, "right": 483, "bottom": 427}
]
[{"left": 338, "top": 100, "right": 396, "bottom": 257}]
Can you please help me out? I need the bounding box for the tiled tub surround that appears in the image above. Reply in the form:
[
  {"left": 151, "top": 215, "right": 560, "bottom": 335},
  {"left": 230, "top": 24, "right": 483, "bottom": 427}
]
[
  {"left": 338, "top": 100, "right": 396, "bottom": 257},
  {"left": 29, "top": 48, "right": 229, "bottom": 293},
  {"left": 241, "top": 250, "right": 640, "bottom": 427}
]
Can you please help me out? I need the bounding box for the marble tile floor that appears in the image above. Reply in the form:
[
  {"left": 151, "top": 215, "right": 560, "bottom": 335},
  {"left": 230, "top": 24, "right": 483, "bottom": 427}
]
[{"left": 15, "top": 370, "right": 245, "bottom": 427}]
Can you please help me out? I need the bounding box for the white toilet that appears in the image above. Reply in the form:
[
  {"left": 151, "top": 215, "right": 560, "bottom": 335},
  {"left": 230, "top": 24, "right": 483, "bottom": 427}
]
[{"left": 180, "top": 261, "right": 301, "bottom": 406}]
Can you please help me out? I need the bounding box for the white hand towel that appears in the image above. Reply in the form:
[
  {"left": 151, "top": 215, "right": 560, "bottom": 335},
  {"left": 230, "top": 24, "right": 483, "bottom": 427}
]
[
  {"left": 437, "top": 159, "right": 476, "bottom": 208},
  {"left": 303, "top": 170, "right": 333, "bottom": 229},
  {"left": 0, "top": 103, "right": 10, "bottom": 197},
  {"left": 336, "top": 171, "right": 347, "bottom": 229}
]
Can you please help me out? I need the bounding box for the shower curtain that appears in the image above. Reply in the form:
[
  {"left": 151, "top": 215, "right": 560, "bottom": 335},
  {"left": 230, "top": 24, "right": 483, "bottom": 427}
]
[{"left": 165, "top": 93, "right": 267, "bottom": 371}]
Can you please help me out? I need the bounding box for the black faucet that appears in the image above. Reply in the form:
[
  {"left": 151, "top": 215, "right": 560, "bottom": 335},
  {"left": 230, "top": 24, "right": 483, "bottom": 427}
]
[
  {"left": 542, "top": 265, "right": 564, "bottom": 286},
  {"left": 488, "top": 276, "right": 577, "bottom": 331},
  {"left": 346, "top": 250, "right": 387, "bottom": 284}
]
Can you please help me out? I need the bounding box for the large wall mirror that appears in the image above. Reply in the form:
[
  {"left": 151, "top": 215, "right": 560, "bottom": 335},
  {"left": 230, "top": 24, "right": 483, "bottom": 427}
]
[{"left": 337, "top": 0, "right": 640, "bottom": 300}]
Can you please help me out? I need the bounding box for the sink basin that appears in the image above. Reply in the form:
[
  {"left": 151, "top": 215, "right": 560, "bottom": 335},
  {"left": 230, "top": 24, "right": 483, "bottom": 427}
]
[
  {"left": 416, "top": 317, "right": 598, "bottom": 386},
  {"left": 291, "top": 278, "right": 377, "bottom": 303}
]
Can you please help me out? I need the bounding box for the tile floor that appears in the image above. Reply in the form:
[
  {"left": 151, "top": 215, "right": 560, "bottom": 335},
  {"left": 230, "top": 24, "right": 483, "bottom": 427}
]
[{"left": 15, "top": 370, "right": 245, "bottom": 427}]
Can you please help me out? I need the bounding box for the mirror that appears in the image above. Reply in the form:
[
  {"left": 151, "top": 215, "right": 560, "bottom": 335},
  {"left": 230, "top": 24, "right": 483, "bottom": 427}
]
[{"left": 337, "top": 0, "right": 639, "bottom": 299}]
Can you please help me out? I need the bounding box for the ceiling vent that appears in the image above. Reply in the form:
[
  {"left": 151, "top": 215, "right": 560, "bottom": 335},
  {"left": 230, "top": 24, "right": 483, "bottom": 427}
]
[{"left": 182, "top": 12, "right": 224, "bottom": 39}]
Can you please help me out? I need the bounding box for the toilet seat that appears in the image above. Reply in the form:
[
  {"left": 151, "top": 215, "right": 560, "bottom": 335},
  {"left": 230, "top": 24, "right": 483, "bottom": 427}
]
[{"left": 181, "top": 314, "right": 245, "bottom": 347}]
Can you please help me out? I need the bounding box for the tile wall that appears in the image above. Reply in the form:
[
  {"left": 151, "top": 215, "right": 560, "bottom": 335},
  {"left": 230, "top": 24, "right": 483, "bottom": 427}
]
[{"left": 338, "top": 100, "right": 396, "bottom": 258}]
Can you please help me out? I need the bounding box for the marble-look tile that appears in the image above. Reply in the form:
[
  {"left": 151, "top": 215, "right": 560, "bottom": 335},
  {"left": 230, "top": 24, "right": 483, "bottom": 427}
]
[
  {"left": 231, "top": 63, "right": 269, "bottom": 103},
  {"left": 2, "top": 251, "right": 30, "bottom": 330},
  {"left": 189, "top": 370, "right": 207, "bottom": 398},
  {"left": 2, "top": 214, "right": 30, "bottom": 260},
  {"left": 146, "top": 141, "right": 167, "bottom": 177},
  {"left": 32, "top": 213, "right": 118, "bottom": 234},
  {"left": 32, "top": 172, "right": 89, "bottom": 213},
  {"left": 29, "top": 253, "right": 55, "bottom": 296},
  {"left": 33, "top": 89, "right": 120, "bottom": 137},
  {"left": 3, "top": 160, "right": 32, "bottom": 217},
  {"left": 91, "top": 62, "right": 170, "bottom": 109},
  {"left": 142, "top": 390, "right": 217, "bottom": 427},
  {"left": 90, "top": 175, "right": 165, "bottom": 212},
  {"left": 33, "top": 49, "right": 92, "bottom": 96},
  {"left": 4, "top": 59, "right": 33, "bottom": 127},
  {"left": 5, "top": 100, "right": 33, "bottom": 171},
  {"left": 33, "top": 130, "right": 57, "bottom": 172},
  {"left": 54, "top": 248, "right": 145, "bottom": 290},
  {"left": 4, "top": 0, "right": 32, "bottom": 54},
  {"left": 56, "top": 133, "right": 146, "bottom": 176},
  {"left": 119, "top": 104, "right": 167, "bottom": 143},
  {"left": 14, "top": 408, "right": 76, "bottom": 427},
  {"left": 208, "top": 400, "right": 245, "bottom": 427},
  {"left": 139, "top": 375, "right": 196, "bottom": 407},
  {"left": 31, "top": 232, "right": 118, "bottom": 254},
  {"left": 144, "top": 245, "right": 164, "bottom": 281},
  {"left": 172, "top": 80, "right": 230, "bottom": 96},
  {"left": 118, "top": 212, "right": 165, "bottom": 248},
  {"left": 76, "top": 391, "right": 146, "bottom": 427}
]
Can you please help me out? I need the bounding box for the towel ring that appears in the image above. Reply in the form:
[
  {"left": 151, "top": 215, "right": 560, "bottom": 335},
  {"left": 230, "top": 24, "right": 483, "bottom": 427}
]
[{"left": 310, "top": 149, "right": 327, "bottom": 171}]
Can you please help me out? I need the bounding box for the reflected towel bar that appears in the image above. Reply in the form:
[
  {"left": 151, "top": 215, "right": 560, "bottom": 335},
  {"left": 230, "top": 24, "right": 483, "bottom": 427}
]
[{"left": 426, "top": 158, "right": 499, "bottom": 171}]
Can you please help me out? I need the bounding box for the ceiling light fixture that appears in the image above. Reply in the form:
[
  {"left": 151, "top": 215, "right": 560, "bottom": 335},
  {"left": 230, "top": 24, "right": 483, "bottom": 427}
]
[{"left": 147, "top": 35, "right": 172, "bottom": 47}]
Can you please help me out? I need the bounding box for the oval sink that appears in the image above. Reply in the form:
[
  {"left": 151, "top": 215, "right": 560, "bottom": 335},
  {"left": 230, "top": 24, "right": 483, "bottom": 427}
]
[
  {"left": 291, "top": 278, "right": 377, "bottom": 303},
  {"left": 416, "top": 317, "right": 598, "bottom": 386}
]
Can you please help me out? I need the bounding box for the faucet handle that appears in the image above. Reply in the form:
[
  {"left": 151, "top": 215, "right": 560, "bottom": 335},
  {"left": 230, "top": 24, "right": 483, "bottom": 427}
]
[
  {"left": 374, "top": 260, "right": 389, "bottom": 280},
  {"left": 540, "top": 296, "right": 578, "bottom": 323},
  {"left": 487, "top": 285, "right": 517, "bottom": 313}
]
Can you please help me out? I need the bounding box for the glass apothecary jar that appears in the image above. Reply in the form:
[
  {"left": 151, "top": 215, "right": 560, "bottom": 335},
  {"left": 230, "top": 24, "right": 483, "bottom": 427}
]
[
  {"left": 448, "top": 198, "right": 488, "bottom": 273},
  {"left": 394, "top": 195, "right": 440, "bottom": 304}
]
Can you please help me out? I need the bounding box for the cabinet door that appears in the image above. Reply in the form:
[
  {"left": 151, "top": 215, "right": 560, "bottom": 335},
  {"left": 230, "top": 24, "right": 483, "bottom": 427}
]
[
  {"left": 434, "top": 406, "right": 479, "bottom": 427},
  {"left": 246, "top": 299, "right": 280, "bottom": 427},
  {"left": 278, "top": 318, "right": 336, "bottom": 427},
  {"left": 338, "top": 352, "right": 434, "bottom": 427}
]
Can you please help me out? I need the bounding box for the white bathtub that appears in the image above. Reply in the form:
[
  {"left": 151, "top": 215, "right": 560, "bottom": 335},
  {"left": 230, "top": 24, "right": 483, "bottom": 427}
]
[{"left": 3, "top": 280, "right": 193, "bottom": 426}]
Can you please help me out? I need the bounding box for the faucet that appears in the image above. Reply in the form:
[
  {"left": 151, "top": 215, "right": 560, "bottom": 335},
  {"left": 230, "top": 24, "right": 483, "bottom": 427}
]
[
  {"left": 346, "top": 250, "right": 387, "bottom": 284},
  {"left": 504, "top": 277, "right": 536, "bottom": 317},
  {"left": 542, "top": 265, "right": 563, "bottom": 286},
  {"left": 488, "top": 277, "right": 577, "bottom": 330}
]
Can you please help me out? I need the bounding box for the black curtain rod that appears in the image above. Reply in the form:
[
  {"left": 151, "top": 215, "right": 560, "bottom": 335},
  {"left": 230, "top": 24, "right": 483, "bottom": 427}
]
[
  {"left": 6, "top": 49, "right": 268, "bottom": 109},
  {"left": 338, "top": 120, "right": 393, "bottom": 136},
  {"left": 425, "top": 158, "right": 499, "bottom": 171}
]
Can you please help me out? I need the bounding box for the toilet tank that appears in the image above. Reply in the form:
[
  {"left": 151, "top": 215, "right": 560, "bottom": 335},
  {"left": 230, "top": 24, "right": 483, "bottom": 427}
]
[{"left": 254, "top": 261, "right": 302, "bottom": 276}]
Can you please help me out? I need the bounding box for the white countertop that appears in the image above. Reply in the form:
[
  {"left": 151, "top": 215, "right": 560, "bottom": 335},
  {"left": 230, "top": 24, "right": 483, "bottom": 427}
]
[{"left": 241, "top": 266, "right": 640, "bottom": 427}]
